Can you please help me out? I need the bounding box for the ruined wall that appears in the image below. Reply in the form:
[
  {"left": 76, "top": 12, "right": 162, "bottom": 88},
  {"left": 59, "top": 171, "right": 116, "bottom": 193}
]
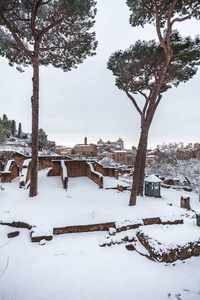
[
  {"left": 48, "top": 160, "right": 88, "bottom": 178},
  {"left": 137, "top": 230, "right": 200, "bottom": 263},
  {"left": 86, "top": 163, "right": 103, "bottom": 188},
  {"left": 1, "top": 160, "right": 19, "bottom": 183}
]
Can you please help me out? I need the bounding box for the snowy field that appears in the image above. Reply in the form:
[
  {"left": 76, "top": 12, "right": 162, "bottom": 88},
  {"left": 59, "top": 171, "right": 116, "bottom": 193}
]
[{"left": 1, "top": 169, "right": 200, "bottom": 300}]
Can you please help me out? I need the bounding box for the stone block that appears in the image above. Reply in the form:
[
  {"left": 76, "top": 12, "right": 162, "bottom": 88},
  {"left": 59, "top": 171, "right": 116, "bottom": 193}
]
[
  {"left": 180, "top": 196, "right": 191, "bottom": 210},
  {"left": 7, "top": 231, "right": 20, "bottom": 238}
]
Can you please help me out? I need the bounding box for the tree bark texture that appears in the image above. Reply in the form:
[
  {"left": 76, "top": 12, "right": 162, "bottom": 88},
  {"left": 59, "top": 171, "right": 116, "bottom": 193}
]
[
  {"left": 29, "top": 54, "right": 39, "bottom": 197},
  {"left": 129, "top": 58, "right": 171, "bottom": 206},
  {"left": 129, "top": 120, "right": 150, "bottom": 206},
  {"left": 138, "top": 137, "right": 148, "bottom": 196}
]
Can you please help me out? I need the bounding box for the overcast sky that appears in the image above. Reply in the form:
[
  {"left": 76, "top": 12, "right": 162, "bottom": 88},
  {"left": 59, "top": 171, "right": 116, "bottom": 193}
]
[{"left": 0, "top": 0, "right": 200, "bottom": 149}]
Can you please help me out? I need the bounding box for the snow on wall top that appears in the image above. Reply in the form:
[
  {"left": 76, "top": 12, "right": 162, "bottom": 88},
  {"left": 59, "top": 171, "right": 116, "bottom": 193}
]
[
  {"left": 87, "top": 162, "right": 103, "bottom": 178},
  {"left": 138, "top": 223, "right": 200, "bottom": 249},
  {"left": 4, "top": 159, "right": 15, "bottom": 172},
  {"left": 22, "top": 158, "right": 31, "bottom": 167},
  {"left": 61, "top": 160, "right": 68, "bottom": 179},
  {"left": 144, "top": 175, "right": 162, "bottom": 183},
  {"left": 115, "top": 150, "right": 127, "bottom": 153}
]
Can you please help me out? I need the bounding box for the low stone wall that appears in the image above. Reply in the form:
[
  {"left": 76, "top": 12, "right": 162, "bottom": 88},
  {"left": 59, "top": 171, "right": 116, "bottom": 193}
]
[
  {"left": 1, "top": 217, "right": 186, "bottom": 247},
  {"left": 0, "top": 221, "right": 32, "bottom": 230},
  {"left": 137, "top": 230, "right": 200, "bottom": 263},
  {"left": 115, "top": 217, "right": 183, "bottom": 233},
  {"left": 143, "top": 217, "right": 161, "bottom": 225},
  {"left": 54, "top": 222, "right": 115, "bottom": 235}
]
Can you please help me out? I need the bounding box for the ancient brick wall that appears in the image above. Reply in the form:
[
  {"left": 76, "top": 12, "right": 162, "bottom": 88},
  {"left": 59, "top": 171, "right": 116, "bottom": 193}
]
[
  {"left": 93, "top": 161, "right": 104, "bottom": 174},
  {"left": 137, "top": 230, "right": 200, "bottom": 263},
  {"left": 0, "top": 151, "right": 16, "bottom": 171},
  {"left": 38, "top": 155, "right": 71, "bottom": 170},
  {"left": 115, "top": 151, "right": 127, "bottom": 163},
  {"left": 1, "top": 160, "right": 19, "bottom": 183},
  {"left": 1, "top": 172, "right": 11, "bottom": 183},
  {"left": 86, "top": 163, "right": 103, "bottom": 188},
  {"left": 13, "top": 152, "right": 30, "bottom": 171},
  {"left": 65, "top": 160, "right": 87, "bottom": 177},
  {"left": 48, "top": 160, "right": 88, "bottom": 178},
  {"left": 53, "top": 222, "right": 116, "bottom": 235}
]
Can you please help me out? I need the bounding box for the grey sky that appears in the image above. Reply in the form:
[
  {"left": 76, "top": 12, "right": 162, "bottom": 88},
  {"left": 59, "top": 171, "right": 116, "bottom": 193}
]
[{"left": 0, "top": 0, "right": 200, "bottom": 149}]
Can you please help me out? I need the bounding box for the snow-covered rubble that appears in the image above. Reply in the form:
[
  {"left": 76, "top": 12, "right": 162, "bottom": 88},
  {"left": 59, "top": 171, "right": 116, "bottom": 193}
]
[{"left": 0, "top": 169, "right": 200, "bottom": 300}]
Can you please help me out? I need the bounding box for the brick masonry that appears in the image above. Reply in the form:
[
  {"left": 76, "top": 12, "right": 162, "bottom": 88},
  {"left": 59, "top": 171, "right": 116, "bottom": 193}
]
[
  {"left": 1, "top": 160, "right": 19, "bottom": 183},
  {"left": 53, "top": 222, "right": 116, "bottom": 235},
  {"left": 0, "top": 221, "right": 32, "bottom": 230},
  {"left": 137, "top": 230, "right": 200, "bottom": 263}
]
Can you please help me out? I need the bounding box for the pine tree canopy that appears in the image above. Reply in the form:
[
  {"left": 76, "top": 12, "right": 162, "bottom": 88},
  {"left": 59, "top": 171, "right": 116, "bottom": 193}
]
[
  {"left": 126, "top": 0, "right": 200, "bottom": 28},
  {"left": 38, "top": 128, "right": 47, "bottom": 150},
  {"left": 0, "top": 0, "right": 97, "bottom": 71},
  {"left": 107, "top": 32, "right": 200, "bottom": 103}
]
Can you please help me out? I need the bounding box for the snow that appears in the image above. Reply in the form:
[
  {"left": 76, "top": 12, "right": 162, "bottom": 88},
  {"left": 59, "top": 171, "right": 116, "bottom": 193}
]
[
  {"left": 103, "top": 176, "right": 131, "bottom": 189},
  {"left": 61, "top": 160, "right": 68, "bottom": 179},
  {"left": 115, "top": 150, "right": 127, "bottom": 153},
  {"left": 3, "top": 159, "right": 15, "bottom": 172},
  {"left": 144, "top": 175, "right": 163, "bottom": 183},
  {"left": 139, "top": 223, "right": 200, "bottom": 249},
  {"left": 22, "top": 158, "right": 31, "bottom": 168},
  {"left": 31, "top": 225, "right": 53, "bottom": 238},
  {"left": 0, "top": 169, "right": 200, "bottom": 300},
  {"left": 87, "top": 162, "right": 103, "bottom": 177},
  {"left": 19, "top": 159, "right": 31, "bottom": 185}
]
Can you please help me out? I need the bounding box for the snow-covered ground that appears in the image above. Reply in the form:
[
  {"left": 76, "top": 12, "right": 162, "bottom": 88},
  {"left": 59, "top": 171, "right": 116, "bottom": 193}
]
[{"left": 0, "top": 169, "right": 200, "bottom": 300}]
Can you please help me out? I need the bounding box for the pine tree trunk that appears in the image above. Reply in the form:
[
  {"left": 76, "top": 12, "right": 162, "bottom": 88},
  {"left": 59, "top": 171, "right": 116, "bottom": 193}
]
[
  {"left": 129, "top": 52, "right": 172, "bottom": 206},
  {"left": 29, "top": 55, "right": 39, "bottom": 197},
  {"left": 138, "top": 137, "right": 148, "bottom": 196},
  {"left": 129, "top": 125, "right": 149, "bottom": 206}
]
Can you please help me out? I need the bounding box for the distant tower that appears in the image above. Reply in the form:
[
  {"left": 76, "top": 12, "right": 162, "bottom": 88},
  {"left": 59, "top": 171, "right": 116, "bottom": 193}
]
[{"left": 84, "top": 137, "right": 87, "bottom": 145}]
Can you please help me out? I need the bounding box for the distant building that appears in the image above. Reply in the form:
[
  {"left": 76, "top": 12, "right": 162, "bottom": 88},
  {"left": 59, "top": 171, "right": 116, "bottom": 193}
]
[
  {"left": 97, "top": 151, "right": 113, "bottom": 161},
  {"left": 97, "top": 137, "right": 124, "bottom": 150},
  {"left": 194, "top": 143, "right": 200, "bottom": 149},
  {"left": 126, "top": 147, "right": 137, "bottom": 166},
  {"left": 114, "top": 150, "right": 127, "bottom": 163},
  {"left": 74, "top": 137, "right": 97, "bottom": 158},
  {"left": 56, "top": 146, "right": 73, "bottom": 155}
]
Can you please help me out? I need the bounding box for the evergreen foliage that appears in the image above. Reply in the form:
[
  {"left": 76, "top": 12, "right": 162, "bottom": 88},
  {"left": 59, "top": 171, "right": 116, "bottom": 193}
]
[
  {"left": 0, "top": 114, "right": 12, "bottom": 142},
  {"left": 11, "top": 119, "right": 16, "bottom": 137},
  {"left": 0, "top": 0, "right": 97, "bottom": 71},
  {"left": 108, "top": 32, "right": 200, "bottom": 117},
  {"left": 126, "top": 0, "right": 200, "bottom": 28},
  {"left": 38, "top": 128, "right": 48, "bottom": 151},
  {"left": 17, "top": 122, "right": 22, "bottom": 139},
  {"left": 0, "top": 123, "right": 7, "bottom": 144}
]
